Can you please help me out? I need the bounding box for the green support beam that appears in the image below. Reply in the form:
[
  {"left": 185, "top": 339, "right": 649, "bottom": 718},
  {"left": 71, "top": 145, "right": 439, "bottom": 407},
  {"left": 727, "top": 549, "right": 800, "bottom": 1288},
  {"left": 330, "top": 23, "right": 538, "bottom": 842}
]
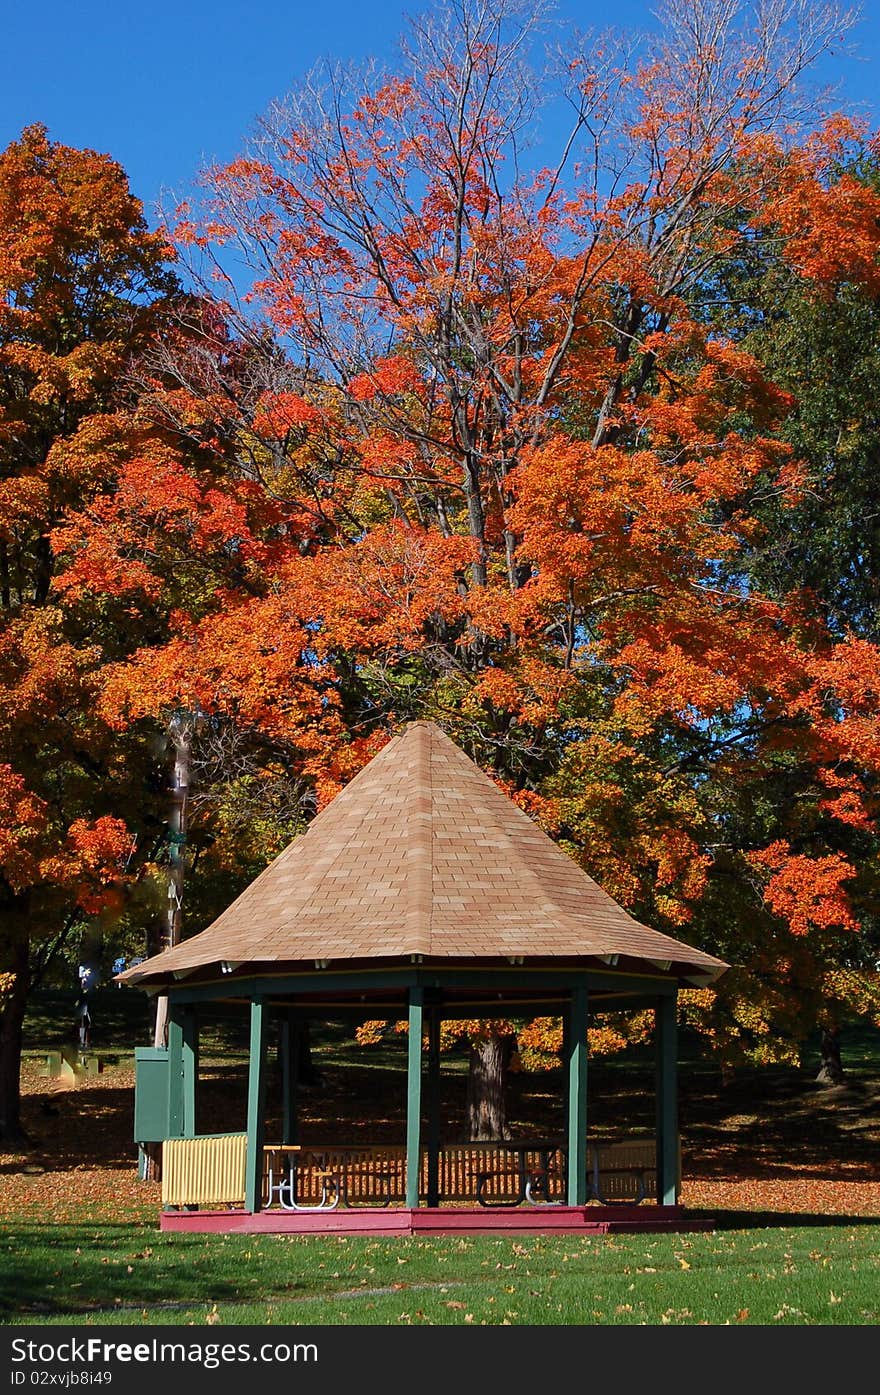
[
  {"left": 280, "top": 1011, "right": 300, "bottom": 1147},
  {"left": 566, "top": 984, "right": 589, "bottom": 1206},
  {"left": 655, "top": 992, "right": 679, "bottom": 1206},
  {"left": 244, "top": 998, "right": 268, "bottom": 1213},
  {"left": 166, "top": 1006, "right": 185, "bottom": 1139},
  {"left": 406, "top": 987, "right": 424, "bottom": 1209},
  {"left": 181, "top": 1005, "right": 198, "bottom": 1139}
]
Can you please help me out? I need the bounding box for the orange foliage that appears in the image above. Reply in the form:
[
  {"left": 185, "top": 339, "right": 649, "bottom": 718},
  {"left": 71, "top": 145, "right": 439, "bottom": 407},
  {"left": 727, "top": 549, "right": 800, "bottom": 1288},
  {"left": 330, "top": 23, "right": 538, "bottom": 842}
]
[
  {"left": 253, "top": 391, "right": 324, "bottom": 437},
  {"left": 748, "top": 841, "right": 859, "bottom": 938},
  {"left": 0, "top": 765, "right": 47, "bottom": 891},
  {"left": 18, "top": 8, "right": 880, "bottom": 1071},
  {"left": 38, "top": 817, "right": 133, "bottom": 915}
]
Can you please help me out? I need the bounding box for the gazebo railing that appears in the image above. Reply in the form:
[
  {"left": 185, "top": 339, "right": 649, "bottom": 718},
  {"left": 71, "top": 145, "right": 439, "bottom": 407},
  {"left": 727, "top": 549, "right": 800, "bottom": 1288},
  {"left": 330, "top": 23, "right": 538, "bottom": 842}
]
[
  {"left": 263, "top": 1142, "right": 569, "bottom": 1208},
  {"left": 161, "top": 1135, "right": 670, "bottom": 1210}
]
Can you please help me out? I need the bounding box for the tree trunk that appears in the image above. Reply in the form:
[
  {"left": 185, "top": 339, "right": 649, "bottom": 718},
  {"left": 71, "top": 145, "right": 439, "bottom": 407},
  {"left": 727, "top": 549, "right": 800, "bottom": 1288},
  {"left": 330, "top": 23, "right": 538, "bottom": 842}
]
[
  {"left": 144, "top": 715, "right": 194, "bottom": 1182},
  {"left": 465, "top": 1032, "right": 512, "bottom": 1141},
  {"left": 295, "top": 1020, "right": 321, "bottom": 1088},
  {"left": 815, "top": 1025, "right": 845, "bottom": 1086},
  {"left": 0, "top": 938, "right": 30, "bottom": 1146},
  {"left": 0, "top": 536, "right": 10, "bottom": 610}
]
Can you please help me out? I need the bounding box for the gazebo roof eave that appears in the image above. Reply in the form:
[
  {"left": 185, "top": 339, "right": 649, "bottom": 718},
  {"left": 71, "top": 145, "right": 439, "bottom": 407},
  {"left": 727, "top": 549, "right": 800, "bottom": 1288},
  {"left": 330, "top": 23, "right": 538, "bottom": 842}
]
[{"left": 121, "top": 947, "right": 725, "bottom": 998}]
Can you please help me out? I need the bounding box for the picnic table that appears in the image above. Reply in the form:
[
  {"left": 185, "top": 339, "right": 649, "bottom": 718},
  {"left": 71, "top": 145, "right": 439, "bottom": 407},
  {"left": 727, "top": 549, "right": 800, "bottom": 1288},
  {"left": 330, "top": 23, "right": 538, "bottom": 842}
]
[
  {"left": 263, "top": 1145, "right": 340, "bottom": 1211},
  {"left": 475, "top": 1139, "right": 565, "bottom": 1207},
  {"left": 255, "top": 1137, "right": 662, "bottom": 1211}
]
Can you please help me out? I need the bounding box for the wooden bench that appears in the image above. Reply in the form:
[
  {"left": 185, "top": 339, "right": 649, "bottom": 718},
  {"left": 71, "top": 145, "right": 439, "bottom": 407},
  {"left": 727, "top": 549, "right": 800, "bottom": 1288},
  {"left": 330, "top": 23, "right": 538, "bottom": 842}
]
[
  {"left": 39, "top": 1047, "right": 103, "bottom": 1084},
  {"left": 471, "top": 1142, "right": 565, "bottom": 1207},
  {"left": 587, "top": 1139, "right": 658, "bottom": 1205},
  {"left": 262, "top": 1143, "right": 566, "bottom": 1208}
]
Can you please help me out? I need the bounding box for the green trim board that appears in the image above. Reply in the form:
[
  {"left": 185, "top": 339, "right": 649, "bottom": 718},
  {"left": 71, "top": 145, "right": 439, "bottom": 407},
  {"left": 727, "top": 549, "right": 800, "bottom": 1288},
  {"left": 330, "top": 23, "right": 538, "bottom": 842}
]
[
  {"left": 133, "top": 1048, "right": 169, "bottom": 1143},
  {"left": 250, "top": 995, "right": 652, "bottom": 1021},
  {"left": 406, "top": 988, "right": 424, "bottom": 1208},
  {"left": 655, "top": 992, "right": 679, "bottom": 1205},
  {"left": 425, "top": 1004, "right": 441, "bottom": 1207},
  {"left": 244, "top": 999, "right": 268, "bottom": 1213},
  {"left": 166, "top": 1010, "right": 185, "bottom": 1139},
  {"left": 167, "top": 966, "right": 677, "bottom": 1006},
  {"left": 182, "top": 1006, "right": 198, "bottom": 1139},
  {"left": 566, "top": 986, "right": 589, "bottom": 1206}
]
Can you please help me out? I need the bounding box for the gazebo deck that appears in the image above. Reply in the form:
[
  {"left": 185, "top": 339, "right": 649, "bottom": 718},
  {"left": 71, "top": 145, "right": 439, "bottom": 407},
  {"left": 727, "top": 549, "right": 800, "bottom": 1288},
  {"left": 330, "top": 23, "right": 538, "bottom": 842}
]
[{"left": 160, "top": 1204, "right": 712, "bottom": 1237}]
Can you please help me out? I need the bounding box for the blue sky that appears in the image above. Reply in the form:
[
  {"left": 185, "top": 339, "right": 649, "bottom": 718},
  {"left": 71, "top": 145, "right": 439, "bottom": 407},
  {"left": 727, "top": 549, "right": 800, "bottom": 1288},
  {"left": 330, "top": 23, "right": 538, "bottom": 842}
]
[{"left": 2, "top": 1, "right": 877, "bottom": 220}]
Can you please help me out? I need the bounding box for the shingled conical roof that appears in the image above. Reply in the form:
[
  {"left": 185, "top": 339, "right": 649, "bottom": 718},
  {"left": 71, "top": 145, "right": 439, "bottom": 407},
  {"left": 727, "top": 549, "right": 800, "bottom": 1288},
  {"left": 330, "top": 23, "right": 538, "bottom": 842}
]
[{"left": 123, "top": 721, "right": 727, "bottom": 987}]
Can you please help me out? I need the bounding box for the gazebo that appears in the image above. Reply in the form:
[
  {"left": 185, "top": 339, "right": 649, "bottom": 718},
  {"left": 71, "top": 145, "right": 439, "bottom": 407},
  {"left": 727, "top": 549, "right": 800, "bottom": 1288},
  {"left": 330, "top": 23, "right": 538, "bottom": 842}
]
[{"left": 123, "top": 721, "right": 727, "bottom": 1235}]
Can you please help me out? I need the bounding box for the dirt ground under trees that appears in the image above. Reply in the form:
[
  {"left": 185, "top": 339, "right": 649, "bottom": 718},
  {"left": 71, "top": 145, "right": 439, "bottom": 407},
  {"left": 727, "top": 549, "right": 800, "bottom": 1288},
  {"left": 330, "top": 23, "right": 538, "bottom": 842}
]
[{"left": 3, "top": 1024, "right": 880, "bottom": 1226}]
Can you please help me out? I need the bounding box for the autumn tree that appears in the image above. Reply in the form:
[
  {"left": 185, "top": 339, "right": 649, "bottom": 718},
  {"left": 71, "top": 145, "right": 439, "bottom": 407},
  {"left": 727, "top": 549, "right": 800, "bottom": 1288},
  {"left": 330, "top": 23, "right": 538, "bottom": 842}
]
[
  {"left": 55, "top": 0, "right": 880, "bottom": 1129},
  {"left": 689, "top": 148, "right": 880, "bottom": 1078},
  {"left": 0, "top": 126, "right": 180, "bottom": 1141}
]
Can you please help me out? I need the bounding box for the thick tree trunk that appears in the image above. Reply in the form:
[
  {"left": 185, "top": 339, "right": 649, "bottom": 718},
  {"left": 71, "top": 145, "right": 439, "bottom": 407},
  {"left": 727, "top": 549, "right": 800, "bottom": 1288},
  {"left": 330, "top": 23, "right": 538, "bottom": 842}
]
[
  {"left": 0, "top": 536, "right": 10, "bottom": 610},
  {"left": 815, "top": 1025, "right": 845, "bottom": 1086},
  {"left": 295, "top": 1020, "right": 321, "bottom": 1088},
  {"left": 0, "top": 938, "right": 30, "bottom": 1146},
  {"left": 276, "top": 1019, "right": 320, "bottom": 1087},
  {"left": 465, "top": 1032, "right": 512, "bottom": 1141}
]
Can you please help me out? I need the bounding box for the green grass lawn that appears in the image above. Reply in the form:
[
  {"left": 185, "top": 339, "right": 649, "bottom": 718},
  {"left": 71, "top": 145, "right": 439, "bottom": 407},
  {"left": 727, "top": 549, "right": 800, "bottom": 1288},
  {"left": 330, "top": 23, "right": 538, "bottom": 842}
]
[{"left": 3, "top": 1222, "right": 879, "bottom": 1326}]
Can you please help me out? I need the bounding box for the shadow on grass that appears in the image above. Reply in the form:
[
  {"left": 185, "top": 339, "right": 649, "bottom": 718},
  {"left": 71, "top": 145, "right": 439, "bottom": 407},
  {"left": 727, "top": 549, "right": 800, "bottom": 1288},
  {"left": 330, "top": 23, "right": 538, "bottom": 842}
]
[
  {"left": 0, "top": 1222, "right": 307, "bottom": 1320},
  {"left": 690, "top": 1208, "right": 880, "bottom": 1230}
]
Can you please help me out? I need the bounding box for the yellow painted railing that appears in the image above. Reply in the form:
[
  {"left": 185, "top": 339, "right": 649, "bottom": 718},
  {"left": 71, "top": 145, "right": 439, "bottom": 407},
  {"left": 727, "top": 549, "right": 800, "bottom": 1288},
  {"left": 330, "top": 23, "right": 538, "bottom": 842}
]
[{"left": 162, "top": 1133, "right": 247, "bottom": 1207}]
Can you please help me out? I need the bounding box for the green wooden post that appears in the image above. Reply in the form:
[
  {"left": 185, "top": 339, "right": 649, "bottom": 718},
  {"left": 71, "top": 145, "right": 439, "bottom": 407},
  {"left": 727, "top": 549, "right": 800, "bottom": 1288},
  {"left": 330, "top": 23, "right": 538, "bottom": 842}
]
[
  {"left": 182, "top": 1005, "right": 198, "bottom": 1139},
  {"left": 560, "top": 1007, "right": 571, "bottom": 1198},
  {"left": 566, "top": 984, "right": 589, "bottom": 1206},
  {"left": 406, "top": 987, "right": 424, "bottom": 1209},
  {"left": 167, "top": 1003, "right": 185, "bottom": 1139},
  {"left": 280, "top": 1011, "right": 299, "bottom": 1147},
  {"left": 655, "top": 992, "right": 679, "bottom": 1206},
  {"left": 245, "top": 998, "right": 268, "bottom": 1213},
  {"left": 426, "top": 1004, "right": 441, "bottom": 1207}
]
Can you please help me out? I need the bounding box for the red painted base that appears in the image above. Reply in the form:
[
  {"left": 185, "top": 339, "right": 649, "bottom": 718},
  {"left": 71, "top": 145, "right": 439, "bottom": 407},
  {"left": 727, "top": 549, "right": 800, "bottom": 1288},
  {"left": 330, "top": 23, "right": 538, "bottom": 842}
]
[{"left": 159, "top": 1205, "right": 712, "bottom": 1237}]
